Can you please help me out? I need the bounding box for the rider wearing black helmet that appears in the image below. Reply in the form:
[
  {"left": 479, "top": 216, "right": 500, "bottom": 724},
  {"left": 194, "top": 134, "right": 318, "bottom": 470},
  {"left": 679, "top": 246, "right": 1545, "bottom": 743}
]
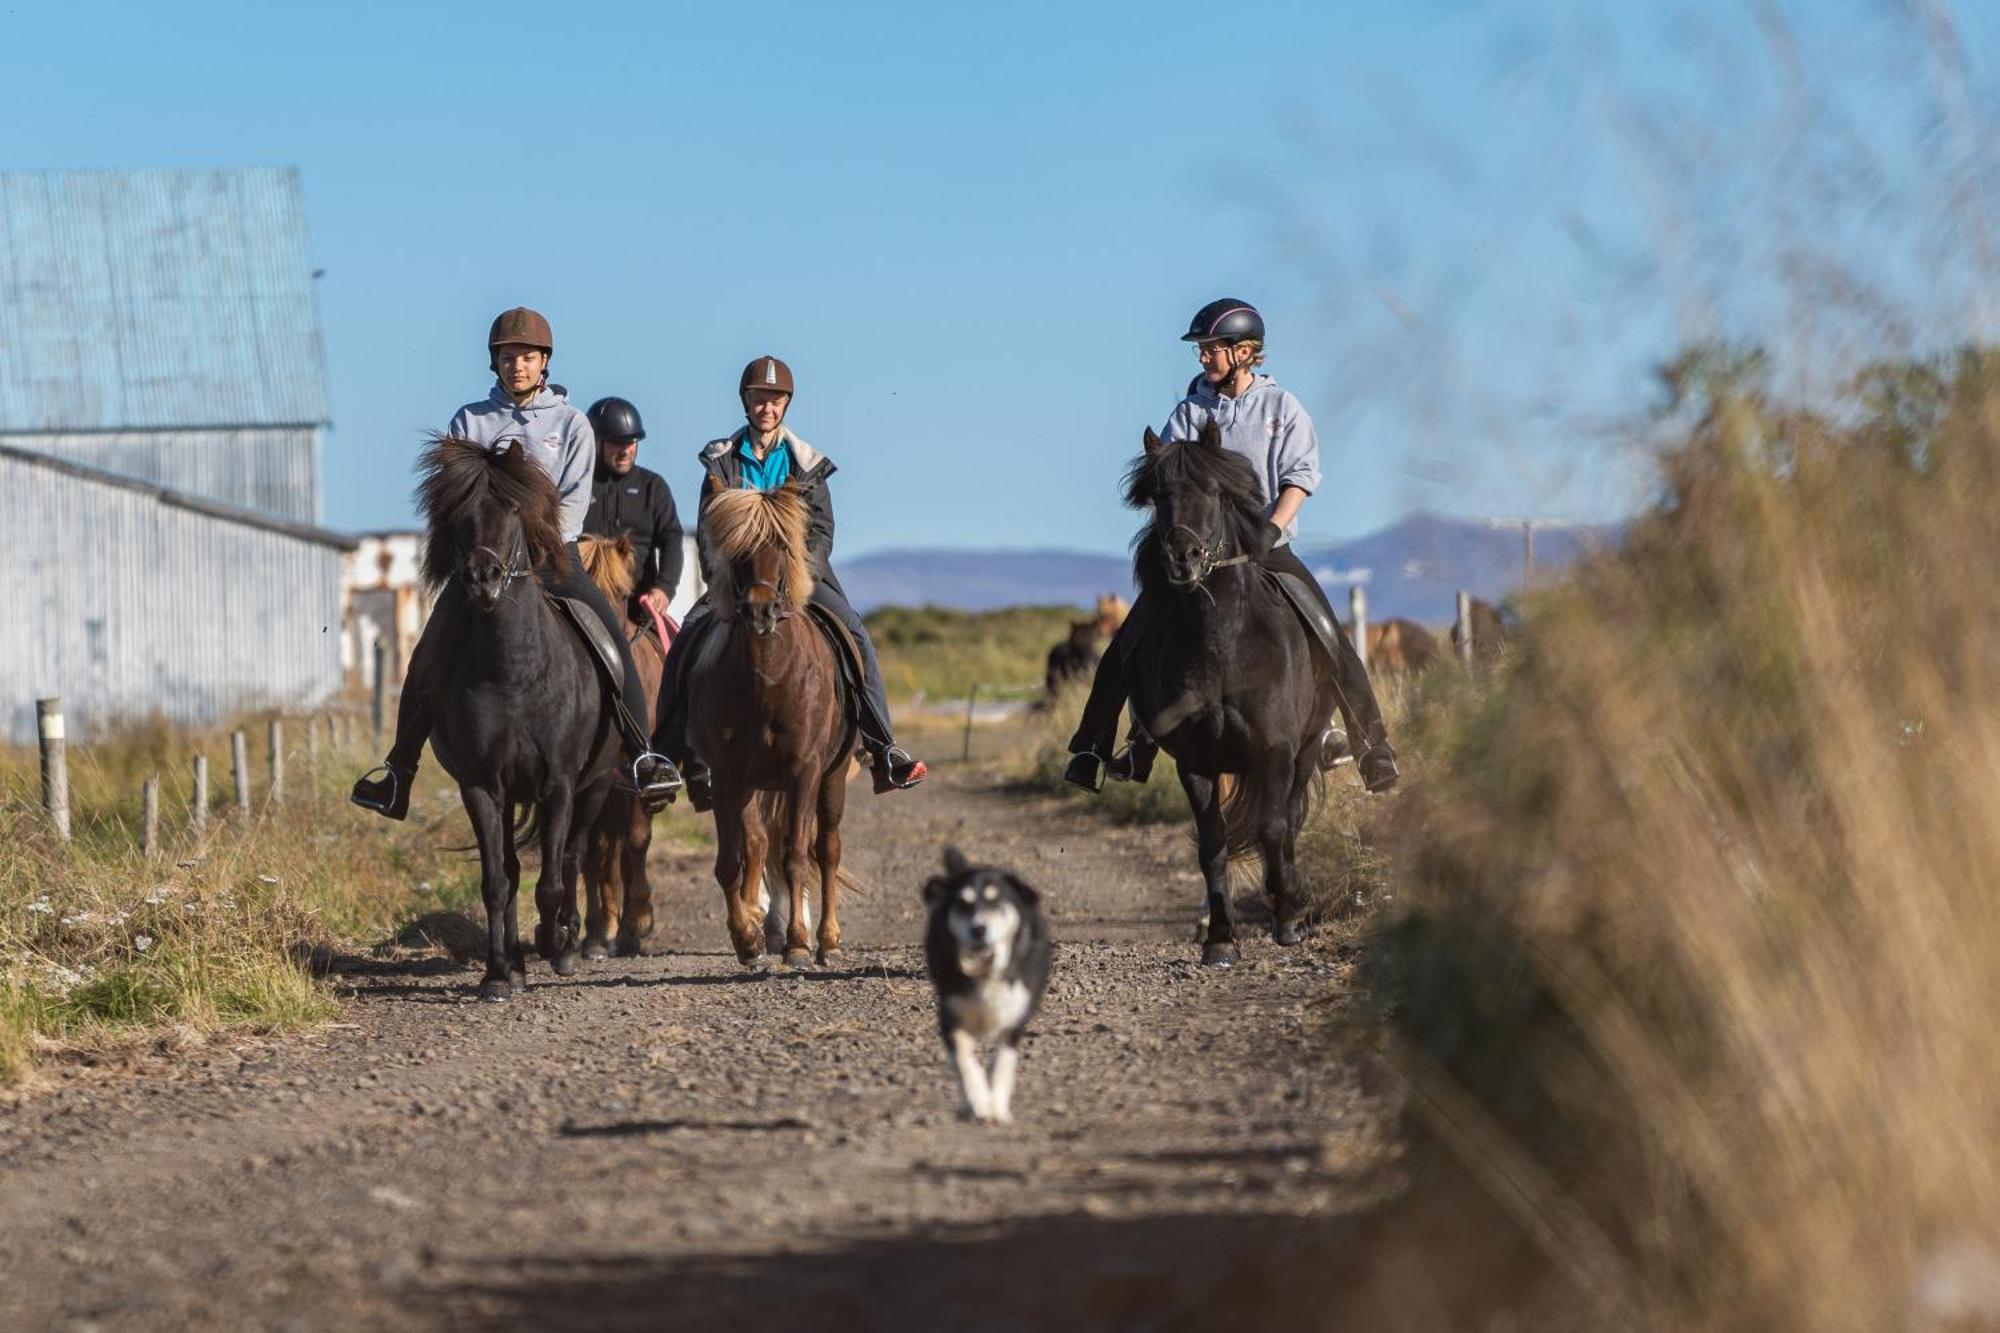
[
  {"left": 1063, "top": 298, "right": 1400, "bottom": 794},
  {"left": 584, "top": 396, "right": 685, "bottom": 619}
]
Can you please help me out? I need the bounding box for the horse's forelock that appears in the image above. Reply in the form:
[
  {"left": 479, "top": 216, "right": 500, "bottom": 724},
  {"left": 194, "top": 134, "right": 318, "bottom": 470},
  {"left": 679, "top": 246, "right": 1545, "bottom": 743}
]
[
  {"left": 703, "top": 486, "right": 814, "bottom": 618},
  {"left": 414, "top": 434, "right": 567, "bottom": 590},
  {"left": 1122, "top": 435, "right": 1268, "bottom": 588}
]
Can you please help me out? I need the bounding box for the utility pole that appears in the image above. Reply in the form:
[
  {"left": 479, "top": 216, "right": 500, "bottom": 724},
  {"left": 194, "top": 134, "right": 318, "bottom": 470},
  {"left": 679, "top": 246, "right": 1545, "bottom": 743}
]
[{"left": 1488, "top": 518, "right": 1565, "bottom": 596}]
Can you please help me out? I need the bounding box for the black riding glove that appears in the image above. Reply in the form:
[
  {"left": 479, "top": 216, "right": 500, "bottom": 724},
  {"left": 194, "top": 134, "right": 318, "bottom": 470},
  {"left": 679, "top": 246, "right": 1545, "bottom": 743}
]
[{"left": 1250, "top": 521, "right": 1282, "bottom": 558}]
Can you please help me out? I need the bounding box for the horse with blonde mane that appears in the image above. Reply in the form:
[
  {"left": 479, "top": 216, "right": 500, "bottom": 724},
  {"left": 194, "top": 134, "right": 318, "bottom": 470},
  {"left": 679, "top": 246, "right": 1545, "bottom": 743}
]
[
  {"left": 690, "top": 482, "right": 856, "bottom": 968},
  {"left": 575, "top": 533, "right": 669, "bottom": 958}
]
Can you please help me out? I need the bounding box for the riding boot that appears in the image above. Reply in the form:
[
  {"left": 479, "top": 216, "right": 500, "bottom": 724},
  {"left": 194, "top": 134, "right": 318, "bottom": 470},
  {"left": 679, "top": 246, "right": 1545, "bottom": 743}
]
[{"left": 350, "top": 589, "right": 458, "bottom": 820}]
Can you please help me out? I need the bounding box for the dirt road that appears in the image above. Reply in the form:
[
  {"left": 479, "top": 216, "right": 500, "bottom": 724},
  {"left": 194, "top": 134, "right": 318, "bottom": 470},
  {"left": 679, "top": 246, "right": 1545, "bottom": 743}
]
[{"left": 0, "top": 764, "right": 1404, "bottom": 1331}]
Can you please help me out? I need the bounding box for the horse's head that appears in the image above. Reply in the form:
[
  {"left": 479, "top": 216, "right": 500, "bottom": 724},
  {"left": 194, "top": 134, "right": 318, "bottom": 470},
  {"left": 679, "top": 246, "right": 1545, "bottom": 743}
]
[
  {"left": 1127, "top": 421, "right": 1263, "bottom": 592},
  {"left": 416, "top": 435, "right": 566, "bottom": 613},
  {"left": 702, "top": 484, "right": 814, "bottom": 636}
]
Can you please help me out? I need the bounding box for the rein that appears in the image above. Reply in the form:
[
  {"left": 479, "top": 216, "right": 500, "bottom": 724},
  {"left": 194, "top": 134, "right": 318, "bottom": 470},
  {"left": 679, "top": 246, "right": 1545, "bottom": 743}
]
[
  {"left": 464, "top": 536, "right": 533, "bottom": 592},
  {"left": 1163, "top": 523, "right": 1253, "bottom": 590}
]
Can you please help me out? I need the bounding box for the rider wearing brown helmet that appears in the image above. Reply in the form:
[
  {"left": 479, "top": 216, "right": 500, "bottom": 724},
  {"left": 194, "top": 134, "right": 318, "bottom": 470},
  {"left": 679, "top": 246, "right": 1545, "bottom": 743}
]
[
  {"left": 350, "top": 308, "right": 683, "bottom": 819},
  {"left": 1063, "top": 299, "right": 1400, "bottom": 794},
  {"left": 652, "top": 355, "right": 926, "bottom": 806}
]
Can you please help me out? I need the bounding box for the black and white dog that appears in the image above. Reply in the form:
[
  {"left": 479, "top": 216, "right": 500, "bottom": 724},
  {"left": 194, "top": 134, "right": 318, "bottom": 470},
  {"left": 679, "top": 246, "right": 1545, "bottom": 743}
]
[{"left": 922, "top": 847, "right": 1052, "bottom": 1124}]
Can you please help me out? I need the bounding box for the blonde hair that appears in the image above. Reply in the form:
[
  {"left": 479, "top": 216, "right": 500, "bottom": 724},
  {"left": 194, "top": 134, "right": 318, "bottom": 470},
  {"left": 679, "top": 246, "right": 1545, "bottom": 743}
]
[{"left": 701, "top": 485, "right": 815, "bottom": 619}]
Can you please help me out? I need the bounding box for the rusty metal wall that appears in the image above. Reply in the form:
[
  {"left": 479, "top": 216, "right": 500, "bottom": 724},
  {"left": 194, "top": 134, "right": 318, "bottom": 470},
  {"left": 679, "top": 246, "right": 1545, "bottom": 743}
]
[
  {"left": 0, "top": 448, "right": 349, "bottom": 745},
  {"left": 0, "top": 427, "right": 321, "bottom": 524}
]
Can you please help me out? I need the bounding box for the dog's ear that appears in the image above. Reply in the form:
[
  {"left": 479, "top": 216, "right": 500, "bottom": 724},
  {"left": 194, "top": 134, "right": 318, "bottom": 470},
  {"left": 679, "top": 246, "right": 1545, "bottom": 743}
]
[
  {"left": 922, "top": 875, "right": 949, "bottom": 907},
  {"left": 943, "top": 846, "right": 971, "bottom": 878},
  {"left": 1006, "top": 874, "right": 1041, "bottom": 908}
]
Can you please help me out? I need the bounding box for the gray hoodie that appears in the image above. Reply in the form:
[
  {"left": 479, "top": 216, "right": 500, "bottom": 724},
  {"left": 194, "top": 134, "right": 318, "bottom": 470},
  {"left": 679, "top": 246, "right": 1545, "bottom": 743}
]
[
  {"left": 447, "top": 383, "right": 596, "bottom": 541},
  {"left": 1161, "top": 373, "right": 1321, "bottom": 544}
]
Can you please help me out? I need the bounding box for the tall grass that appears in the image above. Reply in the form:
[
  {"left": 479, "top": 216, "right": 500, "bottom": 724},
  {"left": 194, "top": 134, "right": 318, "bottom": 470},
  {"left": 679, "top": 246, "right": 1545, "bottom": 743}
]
[
  {"left": 867, "top": 604, "right": 1082, "bottom": 701},
  {"left": 0, "top": 717, "right": 480, "bottom": 1085},
  {"left": 1364, "top": 349, "right": 2000, "bottom": 1328}
]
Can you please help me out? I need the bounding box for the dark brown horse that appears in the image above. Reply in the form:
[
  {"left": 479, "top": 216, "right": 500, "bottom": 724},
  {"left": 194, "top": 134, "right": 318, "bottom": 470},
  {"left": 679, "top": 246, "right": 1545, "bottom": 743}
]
[
  {"left": 414, "top": 435, "right": 619, "bottom": 1000},
  {"left": 576, "top": 534, "right": 668, "bottom": 959},
  {"left": 687, "top": 484, "right": 856, "bottom": 969}
]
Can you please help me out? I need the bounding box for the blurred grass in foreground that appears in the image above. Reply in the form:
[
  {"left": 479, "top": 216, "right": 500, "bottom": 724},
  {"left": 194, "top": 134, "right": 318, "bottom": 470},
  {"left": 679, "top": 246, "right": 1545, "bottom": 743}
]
[{"left": 1363, "top": 345, "right": 2000, "bottom": 1329}]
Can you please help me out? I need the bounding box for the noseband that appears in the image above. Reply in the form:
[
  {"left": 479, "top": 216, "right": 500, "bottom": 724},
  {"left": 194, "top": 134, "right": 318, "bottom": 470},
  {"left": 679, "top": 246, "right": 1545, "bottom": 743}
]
[
  {"left": 1164, "top": 523, "right": 1252, "bottom": 589},
  {"left": 741, "top": 576, "right": 795, "bottom": 620},
  {"left": 464, "top": 536, "right": 533, "bottom": 593}
]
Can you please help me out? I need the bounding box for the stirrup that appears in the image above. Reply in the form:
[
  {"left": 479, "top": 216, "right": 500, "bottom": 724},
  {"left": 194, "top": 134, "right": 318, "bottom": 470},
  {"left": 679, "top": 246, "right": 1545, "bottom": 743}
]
[
  {"left": 872, "top": 746, "right": 926, "bottom": 794},
  {"left": 1106, "top": 740, "right": 1156, "bottom": 784},
  {"left": 1062, "top": 751, "right": 1106, "bottom": 794},
  {"left": 1358, "top": 744, "right": 1400, "bottom": 794},
  {"left": 631, "top": 752, "right": 684, "bottom": 812},
  {"left": 1319, "top": 727, "right": 1354, "bottom": 771},
  {"left": 350, "top": 763, "right": 414, "bottom": 821}
]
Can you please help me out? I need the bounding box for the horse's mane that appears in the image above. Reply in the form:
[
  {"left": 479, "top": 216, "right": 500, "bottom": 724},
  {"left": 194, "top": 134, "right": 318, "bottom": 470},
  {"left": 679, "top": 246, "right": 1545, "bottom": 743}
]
[
  {"left": 415, "top": 434, "right": 568, "bottom": 591},
  {"left": 702, "top": 485, "right": 815, "bottom": 618},
  {"left": 577, "top": 533, "right": 636, "bottom": 606},
  {"left": 1123, "top": 431, "right": 1268, "bottom": 588}
]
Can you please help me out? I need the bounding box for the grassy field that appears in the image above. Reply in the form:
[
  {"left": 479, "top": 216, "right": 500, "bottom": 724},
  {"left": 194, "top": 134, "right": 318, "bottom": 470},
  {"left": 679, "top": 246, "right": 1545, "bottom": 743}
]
[
  {"left": 866, "top": 603, "right": 1083, "bottom": 702},
  {"left": 1356, "top": 347, "right": 2000, "bottom": 1328}
]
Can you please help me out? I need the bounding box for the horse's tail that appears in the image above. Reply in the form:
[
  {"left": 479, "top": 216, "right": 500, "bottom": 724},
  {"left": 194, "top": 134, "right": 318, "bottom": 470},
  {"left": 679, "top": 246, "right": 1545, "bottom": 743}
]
[
  {"left": 1219, "top": 763, "right": 1326, "bottom": 864},
  {"left": 754, "top": 787, "right": 863, "bottom": 895}
]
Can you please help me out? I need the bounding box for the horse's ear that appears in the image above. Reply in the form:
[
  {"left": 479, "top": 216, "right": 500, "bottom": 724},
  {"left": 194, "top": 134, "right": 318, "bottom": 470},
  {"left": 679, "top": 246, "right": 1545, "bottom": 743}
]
[
  {"left": 615, "top": 533, "right": 632, "bottom": 557},
  {"left": 1198, "top": 418, "right": 1223, "bottom": 452},
  {"left": 1143, "top": 427, "right": 1164, "bottom": 455},
  {"left": 943, "top": 845, "right": 971, "bottom": 878},
  {"left": 705, "top": 474, "right": 724, "bottom": 495}
]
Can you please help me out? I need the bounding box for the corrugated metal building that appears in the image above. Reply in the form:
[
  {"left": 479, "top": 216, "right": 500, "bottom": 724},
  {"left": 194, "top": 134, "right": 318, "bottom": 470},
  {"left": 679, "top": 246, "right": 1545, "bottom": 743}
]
[{"left": 0, "top": 166, "right": 346, "bottom": 742}]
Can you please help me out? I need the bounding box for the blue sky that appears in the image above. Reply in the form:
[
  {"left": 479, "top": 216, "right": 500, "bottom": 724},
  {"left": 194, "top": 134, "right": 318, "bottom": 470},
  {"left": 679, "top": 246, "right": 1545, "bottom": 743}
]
[{"left": 8, "top": 1, "right": 1999, "bottom": 556}]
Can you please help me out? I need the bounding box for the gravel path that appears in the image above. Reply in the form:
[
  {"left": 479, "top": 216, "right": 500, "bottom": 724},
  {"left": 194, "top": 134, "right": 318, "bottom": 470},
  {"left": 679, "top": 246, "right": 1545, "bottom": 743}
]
[{"left": 0, "top": 763, "right": 1403, "bottom": 1331}]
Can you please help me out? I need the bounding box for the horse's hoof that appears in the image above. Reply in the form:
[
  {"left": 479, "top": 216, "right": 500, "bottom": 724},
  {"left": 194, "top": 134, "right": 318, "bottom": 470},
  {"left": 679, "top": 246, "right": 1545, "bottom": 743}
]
[
  {"left": 737, "top": 948, "right": 770, "bottom": 972},
  {"left": 614, "top": 935, "right": 646, "bottom": 959},
  {"left": 581, "top": 940, "right": 610, "bottom": 962},
  {"left": 509, "top": 972, "right": 527, "bottom": 995},
  {"left": 478, "top": 978, "right": 512, "bottom": 1003},
  {"left": 817, "top": 948, "right": 844, "bottom": 970},
  {"left": 1201, "top": 941, "right": 1240, "bottom": 969},
  {"left": 783, "top": 948, "right": 814, "bottom": 971},
  {"left": 550, "top": 953, "right": 580, "bottom": 977},
  {"left": 1273, "top": 919, "right": 1307, "bottom": 947}
]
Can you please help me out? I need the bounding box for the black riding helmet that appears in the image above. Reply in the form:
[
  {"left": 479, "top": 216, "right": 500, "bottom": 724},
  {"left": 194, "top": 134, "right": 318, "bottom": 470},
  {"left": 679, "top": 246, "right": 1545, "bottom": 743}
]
[
  {"left": 1182, "top": 298, "right": 1265, "bottom": 345},
  {"left": 587, "top": 396, "right": 646, "bottom": 443}
]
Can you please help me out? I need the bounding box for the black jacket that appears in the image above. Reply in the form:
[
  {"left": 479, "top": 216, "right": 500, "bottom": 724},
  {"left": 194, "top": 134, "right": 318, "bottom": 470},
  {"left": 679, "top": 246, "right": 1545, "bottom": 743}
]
[
  {"left": 695, "top": 428, "right": 838, "bottom": 579},
  {"left": 582, "top": 462, "right": 684, "bottom": 600}
]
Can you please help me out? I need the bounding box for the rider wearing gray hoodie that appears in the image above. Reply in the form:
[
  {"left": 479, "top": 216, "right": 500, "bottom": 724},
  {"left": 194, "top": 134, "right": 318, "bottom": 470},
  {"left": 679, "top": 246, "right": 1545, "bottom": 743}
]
[{"left": 349, "top": 308, "right": 680, "bottom": 820}]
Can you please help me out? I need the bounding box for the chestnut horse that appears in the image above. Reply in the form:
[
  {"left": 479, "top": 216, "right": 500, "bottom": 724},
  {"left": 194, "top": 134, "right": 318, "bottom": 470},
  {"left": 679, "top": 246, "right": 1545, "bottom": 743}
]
[
  {"left": 575, "top": 534, "right": 669, "bottom": 958},
  {"left": 689, "top": 484, "right": 856, "bottom": 969}
]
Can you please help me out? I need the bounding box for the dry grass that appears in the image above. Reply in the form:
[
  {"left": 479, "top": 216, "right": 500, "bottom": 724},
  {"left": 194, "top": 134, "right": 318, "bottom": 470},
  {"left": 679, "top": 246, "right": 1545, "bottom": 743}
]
[
  {"left": 1363, "top": 350, "right": 2000, "bottom": 1329},
  {"left": 0, "top": 716, "right": 482, "bottom": 1085}
]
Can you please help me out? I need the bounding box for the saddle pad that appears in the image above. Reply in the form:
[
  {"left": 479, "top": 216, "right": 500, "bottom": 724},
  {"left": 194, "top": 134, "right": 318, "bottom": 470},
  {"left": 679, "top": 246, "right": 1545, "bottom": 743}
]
[{"left": 552, "top": 596, "right": 628, "bottom": 687}]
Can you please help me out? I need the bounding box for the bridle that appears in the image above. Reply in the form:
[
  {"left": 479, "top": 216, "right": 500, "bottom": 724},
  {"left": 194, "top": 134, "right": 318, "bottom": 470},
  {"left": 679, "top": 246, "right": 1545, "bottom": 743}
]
[
  {"left": 464, "top": 533, "right": 533, "bottom": 594},
  {"left": 1163, "top": 522, "right": 1252, "bottom": 590}
]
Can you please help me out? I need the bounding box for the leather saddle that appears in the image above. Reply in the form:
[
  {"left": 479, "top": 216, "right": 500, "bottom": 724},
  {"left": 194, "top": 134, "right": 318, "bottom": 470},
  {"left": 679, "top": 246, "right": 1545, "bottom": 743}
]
[
  {"left": 803, "top": 602, "right": 862, "bottom": 721},
  {"left": 552, "top": 595, "right": 632, "bottom": 691},
  {"left": 1263, "top": 568, "right": 1343, "bottom": 674}
]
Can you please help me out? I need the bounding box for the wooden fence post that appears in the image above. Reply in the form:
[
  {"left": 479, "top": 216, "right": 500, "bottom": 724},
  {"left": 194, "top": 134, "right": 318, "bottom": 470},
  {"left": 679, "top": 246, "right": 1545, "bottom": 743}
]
[
  {"left": 268, "top": 717, "right": 285, "bottom": 806},
  {"left": 371, "top": 640, "right": 388, "bottom": 743},
  {"left": 1349, "top": 585, "right": 1368, "bottom": 670},
  {"left": 306, "top": 713, "right": 321, "bottom": 769},
  {"left": 192, "top": 753, "right": 209, "bottom": 836},
  {"left": 962, "top": 683, "right": 980, "bottom": 763},
  {"left": 141, "top": 775, "right": 160, "bottom": 858},
  {"left": 231, "top": 730, "right": 251, "bottom": 813},
  {"left": 37, "top": 698, "right": 70, "bottom": 841},
  {"left": 1456, "top": 590, "right": 1475, "bottom": 666}
]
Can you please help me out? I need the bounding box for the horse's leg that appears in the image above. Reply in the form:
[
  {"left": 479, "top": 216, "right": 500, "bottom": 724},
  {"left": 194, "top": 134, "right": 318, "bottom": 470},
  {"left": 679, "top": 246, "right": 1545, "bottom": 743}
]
[
  {"left": 461, "top": 787, "right": 515, "bottom": 1002},
  {"left": 715, "top": 782, "right": 766, "bottom": 966},
  {"left": 814, "top": 760, "right": 847, "bottom": 967},
  {"left": 582, "top": 811, "right": 616, "bottom": 961},
  {"left": 532, "top": 782, "right": 576, "bottom": 975},
  {"left": 501, "top": 802, "right": 528, "bottom": 993},
  {"left": 616, "top": 795, "right": 654, "bottom": 956},
  {"left": 1179, "top": 767, "right": 1237, "bottom": 967},
  {"left": 1260, "top": 749, "right": 1309, "bottom": 946},
  {"left": 553, "top": 788, "right": 594, "bottom": 977},
  {"left": 779, "top": 778, "right": 817, "bottom": 971}
]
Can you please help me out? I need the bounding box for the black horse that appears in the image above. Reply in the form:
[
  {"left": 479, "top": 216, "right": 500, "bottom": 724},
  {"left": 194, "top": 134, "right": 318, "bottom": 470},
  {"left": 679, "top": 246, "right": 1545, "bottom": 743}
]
[
  {"left": 1121, "top": 422, "right": 1335, "bottom": 967},
  {"left": 414, "top": 435, "right": 620, "bottom": 1000}
]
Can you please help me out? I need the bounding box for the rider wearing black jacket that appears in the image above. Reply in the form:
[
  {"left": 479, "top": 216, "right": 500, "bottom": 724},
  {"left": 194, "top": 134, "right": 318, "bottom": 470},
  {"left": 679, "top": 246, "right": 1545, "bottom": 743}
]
[{"left": 583, "top": 396, "right": 684, "bottom": 614}]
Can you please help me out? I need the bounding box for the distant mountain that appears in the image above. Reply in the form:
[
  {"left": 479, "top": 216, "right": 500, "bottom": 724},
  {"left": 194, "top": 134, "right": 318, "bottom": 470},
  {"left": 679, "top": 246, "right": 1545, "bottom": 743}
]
[{"left": 842, "top": 512, "right": 1622, "bottom": 622}]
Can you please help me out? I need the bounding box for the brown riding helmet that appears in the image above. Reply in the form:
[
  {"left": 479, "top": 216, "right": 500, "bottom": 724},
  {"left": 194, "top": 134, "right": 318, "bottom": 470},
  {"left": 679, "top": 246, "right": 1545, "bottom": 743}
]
[
  {"left": 488, "top": 307, "right": 554, "bottom": 371},
  {"left": 739, "top": 355, "right": 795, "bottom": 398}
]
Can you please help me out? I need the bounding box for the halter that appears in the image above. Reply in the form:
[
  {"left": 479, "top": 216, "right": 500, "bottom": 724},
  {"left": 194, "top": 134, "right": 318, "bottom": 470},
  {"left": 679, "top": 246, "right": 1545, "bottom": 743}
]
[
  {"left": 740, "top": 575, "right": 796, "bottom": 622},
  {"left": 1163, "top": 523, "right": 1252, "bottom": 589}
]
